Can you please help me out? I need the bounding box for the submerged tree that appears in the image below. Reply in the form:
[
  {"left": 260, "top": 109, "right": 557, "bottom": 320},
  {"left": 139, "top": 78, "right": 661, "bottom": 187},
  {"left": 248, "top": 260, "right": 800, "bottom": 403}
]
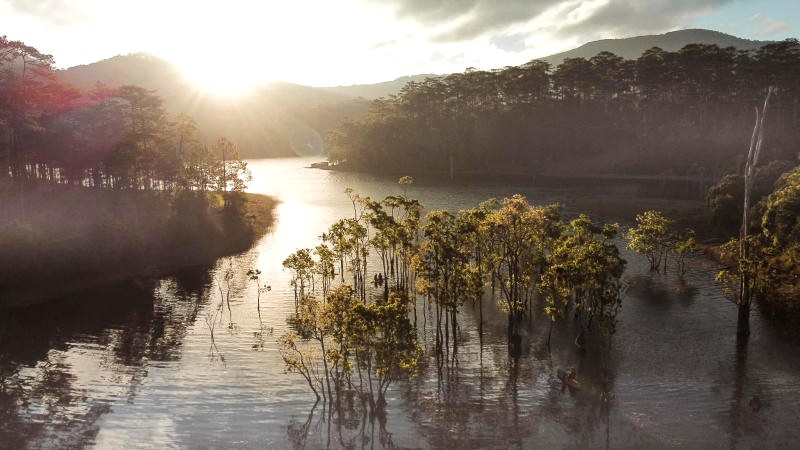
[
  {"left": 718, "top": 162, "right": 800, "bottom": 325},
  {"left": 627, "top": 210, "right": 673, "bottom": 272},
  {"left": 351, "top": 291, "right": 421, "bottom": 408},
  {"left": 759, "top": 165, "right": 800, "bottom": 305},
  {"left": 280, "top": 286, "right": 421, "bottom": 410},
  {"left": 283, "top": 249, "right": 315, "bottom": 307},
  {"left": 480, "top": 195, "right": 561, "bottom": 356},
  {"left": 282, "top": 189, "right": 633, "bottom": 407},
  {"left": 247, "top": 269, "right": 270, "bottom": 309},
  {"left": 542, "top": 215, "right": 626, "bottom": 349},
  {"left": 412, "top": 210, "right": 482, "bottom": 355},
  {"left": 673, "top": 229, "right": 697, "bottom": 277},
  {"left": 736, "top": 86, "right": 774, "bottom": 339},
  {"left": 455, "top": 198, "right": 500, "bottom": 337},
  {"left": 279, "top": 331, "right": 325, "bottom": 402},
  {"left": 313, "top": 244, "right": 337, "bottom": 297}
]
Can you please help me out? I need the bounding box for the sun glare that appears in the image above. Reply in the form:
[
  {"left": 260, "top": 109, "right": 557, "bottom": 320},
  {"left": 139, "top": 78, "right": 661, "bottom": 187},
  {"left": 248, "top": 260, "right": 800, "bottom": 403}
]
[{"left": 179, "top": 60, "right": 269, "bottom": 97}]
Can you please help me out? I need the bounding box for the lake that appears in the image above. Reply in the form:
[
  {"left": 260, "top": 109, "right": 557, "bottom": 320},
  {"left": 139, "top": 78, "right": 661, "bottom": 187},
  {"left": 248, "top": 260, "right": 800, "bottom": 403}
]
[{"left": 1, "top": 157, "right": 799, "bottom": 449}]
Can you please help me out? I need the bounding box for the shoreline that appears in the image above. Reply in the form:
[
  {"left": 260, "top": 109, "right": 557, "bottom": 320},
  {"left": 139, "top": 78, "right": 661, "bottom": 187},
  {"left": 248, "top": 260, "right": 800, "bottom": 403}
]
[
  {"left": 0, "top": 190, "right": 278, "bottom": 308},
  {"left": 311, "top": 161, "right": 717, "bottom": 181}
]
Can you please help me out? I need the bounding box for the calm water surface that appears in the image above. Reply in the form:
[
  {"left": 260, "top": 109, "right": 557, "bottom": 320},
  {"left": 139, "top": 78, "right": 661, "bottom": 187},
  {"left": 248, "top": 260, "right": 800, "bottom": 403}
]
[{"left": 1, "top": 157, "right": 799, "bottom": 449}]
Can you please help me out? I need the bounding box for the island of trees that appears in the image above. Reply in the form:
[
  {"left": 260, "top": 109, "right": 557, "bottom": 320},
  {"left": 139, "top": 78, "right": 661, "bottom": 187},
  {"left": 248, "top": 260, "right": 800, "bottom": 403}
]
[
  {"left": 279, "top": 182, "right": 630, "bottom": 412},
  {"left": 0, "top": 36, "right": 275, "bottom": 306}
]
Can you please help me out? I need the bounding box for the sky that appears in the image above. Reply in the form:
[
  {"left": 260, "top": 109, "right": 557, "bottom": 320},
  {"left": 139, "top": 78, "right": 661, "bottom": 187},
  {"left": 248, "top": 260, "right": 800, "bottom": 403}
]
[{"left": 0, "top": 0, "right": 798, "bottom": 91}]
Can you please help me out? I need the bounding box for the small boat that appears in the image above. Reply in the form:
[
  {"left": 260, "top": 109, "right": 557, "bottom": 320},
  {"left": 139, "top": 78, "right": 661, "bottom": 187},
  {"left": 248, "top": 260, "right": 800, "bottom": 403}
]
[{"left": 557, "top": 368, "right": 581, "bottom": 390}]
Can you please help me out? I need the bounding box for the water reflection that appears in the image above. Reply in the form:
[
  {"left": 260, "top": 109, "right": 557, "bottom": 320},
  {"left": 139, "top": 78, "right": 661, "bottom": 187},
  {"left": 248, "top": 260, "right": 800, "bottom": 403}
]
[
  {"left": 0, "top": 264, "right": 215, "bottom": 448},
  {"left": 287, "top": 399, "right": 401, "bottom": 450}
]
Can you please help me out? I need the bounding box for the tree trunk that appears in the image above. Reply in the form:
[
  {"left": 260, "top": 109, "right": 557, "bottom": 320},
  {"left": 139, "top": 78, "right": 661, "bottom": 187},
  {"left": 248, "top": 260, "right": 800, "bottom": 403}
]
[
  {"left": 738, "top": 86, "right": 773, "bottom": 338},
  {"left": 737, "top": 297, "right": 750, "bottom": 339},
  {"left": 320, "top": 337, "right": 333, "bottom": 403}
]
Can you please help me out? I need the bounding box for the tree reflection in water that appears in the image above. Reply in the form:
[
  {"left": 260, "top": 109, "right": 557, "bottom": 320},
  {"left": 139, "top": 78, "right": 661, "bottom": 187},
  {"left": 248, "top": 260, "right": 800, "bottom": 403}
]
[
  {"left": 719, "top": 335, "right": 768, "bottom": 450},
  {"left": 0, "top": 245, "right": 796, "bottom": 448},
  {"left": 0, "top": 263, "right": 215, "bottom": 448},
  {"left": 362, "top": 292, "right": 658, "bottom": 450},
  {"left": 287, "top": 395, "right": 399, "bottom": 450}
]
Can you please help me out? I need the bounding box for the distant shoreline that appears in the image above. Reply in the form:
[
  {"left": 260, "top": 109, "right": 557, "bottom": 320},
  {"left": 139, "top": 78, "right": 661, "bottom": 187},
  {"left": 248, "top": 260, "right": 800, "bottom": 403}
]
[{"left": 311, "top": 162, "right": 715, "bottom": 200}]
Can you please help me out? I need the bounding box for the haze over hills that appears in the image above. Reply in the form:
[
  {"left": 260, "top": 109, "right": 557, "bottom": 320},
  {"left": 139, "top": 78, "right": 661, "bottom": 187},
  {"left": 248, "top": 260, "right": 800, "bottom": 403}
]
[
  {"left": 57, "top": 28, "right": 779, "bottom": 157},
  {"left": 320, "top": 74, "right": 437, "bottom": 99},
  {"left": 59, "top": 54, "right": 367, "bottom": 158},
  {"left": 60, "top": 53, "right": 352, "bottom": 106}
]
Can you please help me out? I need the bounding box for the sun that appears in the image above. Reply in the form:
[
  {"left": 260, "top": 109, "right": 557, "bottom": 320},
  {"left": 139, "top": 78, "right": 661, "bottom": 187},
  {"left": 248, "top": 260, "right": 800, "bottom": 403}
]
[
  {"left": 157, "top": 2, "right": 347, "bottom": 92},
  {"left": 178, "top": 59, "right": 271, "bottom": 98}
]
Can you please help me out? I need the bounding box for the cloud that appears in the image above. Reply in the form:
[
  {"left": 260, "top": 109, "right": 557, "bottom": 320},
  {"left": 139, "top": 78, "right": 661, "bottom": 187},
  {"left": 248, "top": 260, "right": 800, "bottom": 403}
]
[
  {"left": 377, "top": 0, "right": 562, "bottom": 41},
  {"left": 748, "top": 13, "right": 793, "bottom": 37},
  {"left": 377, "top": 0, "right": 737, "bottom": 42},
  {"left": 554, "top": 0, "right": 733, "bottom": 38},
  {"left": 389, "top": 0, "right": 481, "bottom": 23},
  {"left": 4, "top": 0, "right": 89, "bottom": 26}
]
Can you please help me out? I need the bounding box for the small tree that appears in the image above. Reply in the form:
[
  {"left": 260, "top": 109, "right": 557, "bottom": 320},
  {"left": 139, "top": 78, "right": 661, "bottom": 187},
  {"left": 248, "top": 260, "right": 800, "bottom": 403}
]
[
  {"left": 294, "top": 294, "right": 334, "bottom": 402},
  {"left": 672, "top": 229, "right": 697, "bottom": 277},
  {"left": 627, "top": 210, "right": 673, "bottom": 271},
  {"left": 283, "top": 249, "right": 315, "bottom": 307},
  {"left": 278, "top": 332, "right": 324, "bottom": 401},
  {"left": 248, "top": 268, "right": 272, "bottom": 347},
  {"left": 398, "top": 175, "right": 413, "bottom": 198},
  {"left": 313, "top": 244, "right": 336, "bottom": 297},
  {"left": 321, "top": 285, "right": 360, "bottom": 398},
  {"left": 247, "top": 268, "right": 271, "bottom": 312}
]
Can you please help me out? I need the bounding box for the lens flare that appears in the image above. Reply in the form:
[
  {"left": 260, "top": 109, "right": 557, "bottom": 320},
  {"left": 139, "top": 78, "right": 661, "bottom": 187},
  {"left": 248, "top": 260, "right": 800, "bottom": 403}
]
[{"left": 289, "top": 125, "right": 324, "bottom": 157}]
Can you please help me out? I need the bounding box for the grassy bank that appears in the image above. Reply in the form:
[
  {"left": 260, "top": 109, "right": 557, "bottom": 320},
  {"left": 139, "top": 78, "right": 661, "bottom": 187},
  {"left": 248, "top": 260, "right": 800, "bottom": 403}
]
[{"left": 0, "top": 183, "right": 277, "bottom": 307}]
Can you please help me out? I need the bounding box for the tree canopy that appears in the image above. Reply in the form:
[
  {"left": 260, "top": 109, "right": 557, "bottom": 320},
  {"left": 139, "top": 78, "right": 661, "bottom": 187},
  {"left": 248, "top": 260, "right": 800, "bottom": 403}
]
[{"left": 327, "top": 40, "right": 800, "bottom": 178}]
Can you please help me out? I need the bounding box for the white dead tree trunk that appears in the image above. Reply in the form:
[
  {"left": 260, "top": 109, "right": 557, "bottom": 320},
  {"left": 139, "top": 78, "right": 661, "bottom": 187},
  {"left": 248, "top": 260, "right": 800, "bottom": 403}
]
[{"left": 738, "top": 86, "right": 774, "bottom": 338}]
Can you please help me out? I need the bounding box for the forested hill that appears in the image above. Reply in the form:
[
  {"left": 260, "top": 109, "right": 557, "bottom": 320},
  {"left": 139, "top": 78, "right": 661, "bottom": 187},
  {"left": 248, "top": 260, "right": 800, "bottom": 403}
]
[
  {"left": 542, "top": 29, "right": 770, "bottom": 65},
  {"left": 58, "top": 54, "right": 369, "bottom": 158},
  {"left": 327, "top": 38, "right": 800, "bottom": 179}
]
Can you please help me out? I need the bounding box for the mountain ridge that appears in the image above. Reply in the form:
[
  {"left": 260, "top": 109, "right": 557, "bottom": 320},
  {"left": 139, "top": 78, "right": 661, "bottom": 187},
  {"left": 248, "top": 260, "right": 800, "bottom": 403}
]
[
  {"left": 540, "top": 28, "right": 772, "bottom": 65},
  {"left": 58, "top": 28, "right": 779, "bottom": 101}
]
